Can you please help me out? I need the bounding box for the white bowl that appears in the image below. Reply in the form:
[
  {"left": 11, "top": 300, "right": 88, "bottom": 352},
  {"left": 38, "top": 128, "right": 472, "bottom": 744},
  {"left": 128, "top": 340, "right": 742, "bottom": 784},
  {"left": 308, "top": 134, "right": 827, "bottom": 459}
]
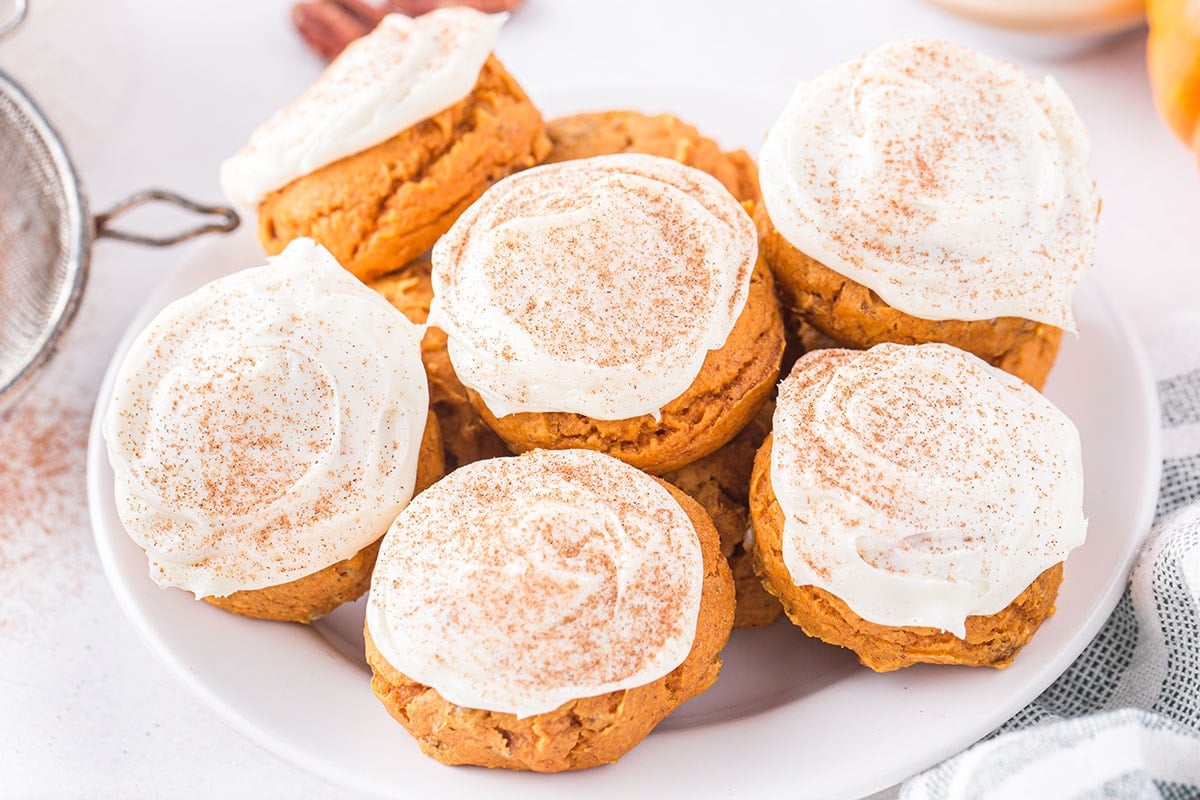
[{"left": 925, "top": 0, "right": 1146, "bottom": 58}]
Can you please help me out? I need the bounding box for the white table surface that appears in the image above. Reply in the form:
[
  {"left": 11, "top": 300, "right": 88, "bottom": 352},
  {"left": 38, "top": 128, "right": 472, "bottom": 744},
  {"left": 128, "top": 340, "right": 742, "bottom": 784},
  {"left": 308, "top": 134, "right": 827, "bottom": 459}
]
[{"left": 0, "top": 0, "right": 1196, "bottom": 798}]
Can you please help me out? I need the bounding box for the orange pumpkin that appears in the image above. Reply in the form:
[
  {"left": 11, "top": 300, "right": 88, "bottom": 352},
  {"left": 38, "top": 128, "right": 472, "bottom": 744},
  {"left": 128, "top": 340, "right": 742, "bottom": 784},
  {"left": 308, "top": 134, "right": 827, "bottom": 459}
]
[{"left": 1147, "top": 0, "right": 1200, "bottom": 149}]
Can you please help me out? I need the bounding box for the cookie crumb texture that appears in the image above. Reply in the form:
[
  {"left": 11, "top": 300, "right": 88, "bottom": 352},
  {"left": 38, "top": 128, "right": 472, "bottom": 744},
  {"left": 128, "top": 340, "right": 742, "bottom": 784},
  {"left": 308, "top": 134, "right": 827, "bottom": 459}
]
[
  {"left": 370, "top": 260, "right": 511, "bottom": 471},
  {"left": 757, "top": 206, "right": 1063, "bottom": 390},
  {"left": 665, "top": 404, "right": 782, "bottom": 628},
  {"left": 471, "top": 255, "right": 785, "bottom": 474},
  {"left": 545, "top": 110, "right": 760, "bottom": 203},
  {"left": 257, "top": 55, "right": 552, "bottom": 282},
  {"left": 749, "top": 433, "right": 1063, "bottom": 670},
  {"left": 364, "top": 482, "right": 734, "bottom": 771},
  {"left": 202, "top": 414, "right": 444, "bottom": 623}
]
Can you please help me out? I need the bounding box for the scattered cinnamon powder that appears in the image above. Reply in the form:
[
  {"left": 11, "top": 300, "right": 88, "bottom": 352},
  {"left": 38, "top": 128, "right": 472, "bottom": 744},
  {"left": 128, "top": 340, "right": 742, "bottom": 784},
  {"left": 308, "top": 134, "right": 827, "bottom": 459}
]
[{"left": 0, "top": 395, "right": 90, "bottom": 633}]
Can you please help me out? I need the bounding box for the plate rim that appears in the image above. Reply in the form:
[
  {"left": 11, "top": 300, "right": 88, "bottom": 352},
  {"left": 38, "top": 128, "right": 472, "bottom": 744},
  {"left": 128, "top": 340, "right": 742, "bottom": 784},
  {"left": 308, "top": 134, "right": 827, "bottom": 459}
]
[
  {"left": 86, "top": 85, "right": 1163, "bottom": 799},
  {"left": 85, "top": 232, "right": 1162, "bottom": 800}
]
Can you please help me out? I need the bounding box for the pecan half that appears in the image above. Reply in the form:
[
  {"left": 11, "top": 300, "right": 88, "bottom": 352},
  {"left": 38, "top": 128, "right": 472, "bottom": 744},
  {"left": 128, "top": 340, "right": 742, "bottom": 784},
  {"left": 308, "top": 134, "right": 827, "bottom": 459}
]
[
  {"left": 384, "top": 0, "right": 525, "bottom": 14},
  {"left": 292, "top": 0, "right": 379, "bottom": 60},
  {"left": 293, "top": 0, "right": 525, "bottom": 61}
]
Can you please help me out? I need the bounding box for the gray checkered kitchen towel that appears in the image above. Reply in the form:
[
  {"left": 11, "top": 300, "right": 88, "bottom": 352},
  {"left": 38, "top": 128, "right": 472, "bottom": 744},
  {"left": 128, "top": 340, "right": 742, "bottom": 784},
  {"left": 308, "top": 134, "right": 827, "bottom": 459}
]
[{"left": 900, "top": 311, "right": 1200, "bottom": 799}]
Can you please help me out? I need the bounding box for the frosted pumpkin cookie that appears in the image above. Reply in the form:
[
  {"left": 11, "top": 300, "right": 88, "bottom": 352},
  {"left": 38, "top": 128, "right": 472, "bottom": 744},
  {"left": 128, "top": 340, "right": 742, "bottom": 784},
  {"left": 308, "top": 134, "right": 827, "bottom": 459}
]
[
  {"left": 664, "top": 404, "right": 782, "bottom": 628},
  {"left": 428, "top": 153, "right": 785, "bottom": 474},
  {"left": 369, "top": 258, "right": 510, "bottom": 471},
  {"left": 756, "top": 39, "right": 1099, "bottom": 390},
  {"left": 545, "top": 110, "right": 760, "bottom": 203},
  {"left": 103, "top": 239, "right": 443, "bottom": 623},
  {"left": 221, "top": 8, "right": 551, "bottom": 282},
  {"left": 748, "top": 343, "right": 1086, "bottom": 670},
  {"left": 365, "top": 448, "right": 735, "bottom": 771}
]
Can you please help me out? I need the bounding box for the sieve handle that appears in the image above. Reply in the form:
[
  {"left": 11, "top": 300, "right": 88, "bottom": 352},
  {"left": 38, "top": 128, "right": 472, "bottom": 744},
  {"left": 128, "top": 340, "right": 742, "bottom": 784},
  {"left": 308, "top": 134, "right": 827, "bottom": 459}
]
[
  {"left": 0, "top": 0, "right": 26, "bottom": 41},
  {"left": 94, "top": 189, "right": 240, "bottom": 247}
]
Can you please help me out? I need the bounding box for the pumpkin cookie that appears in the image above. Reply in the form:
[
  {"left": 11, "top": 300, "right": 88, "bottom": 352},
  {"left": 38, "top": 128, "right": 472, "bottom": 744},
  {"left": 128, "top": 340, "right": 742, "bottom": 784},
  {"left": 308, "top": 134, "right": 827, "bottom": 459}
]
[
  {"left": 103, "top": 239, "right": 441, "bottom": 623},
  {"left": 369, "top": 258, "right": 511, "bottom": 471},
  {"left": 756, "top": 39, "right": 1099, "bottom": 390},
  {"left": 429, "top": 153, "right": 785, "bottom": 474},
  {"left": 748, "top": 343, "right": 1086, "bottom": 670},
  {"left": 664, "top": 404, "right": 782, "bottom": 628},
  {"left": 365, "top": 449, "right": 735, "bottom": 771},
  {"left": 221, "top": 9, "right": 552, "bottom": 282},
  {"left": 545, "top": 110, "right": 760, "bottom": 203},
  {"left": 205, "top": 415, "right": 443, "bottom": 622}
]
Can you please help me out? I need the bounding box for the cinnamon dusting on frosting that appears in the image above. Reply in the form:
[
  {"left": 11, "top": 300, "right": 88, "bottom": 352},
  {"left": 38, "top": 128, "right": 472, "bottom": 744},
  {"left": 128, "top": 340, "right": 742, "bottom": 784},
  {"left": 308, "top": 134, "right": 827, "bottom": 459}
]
[
  {"left": 428, "top": 153, "right": 757, "bottom": 421},
  {"left": 759, "top": 39, "right": 1097, "bottom": 330},
  {"left": 769, "top": 343, "right": 1086, "bottom": 636},
  {"left": 366, "top": 448, "right": 703, "bottom": 718},
  {"left": 220, "top": 8, "right": 507, "bottom": 210},
  {"left": 104, "top": 238, "right": 429, "bottom": 598}
]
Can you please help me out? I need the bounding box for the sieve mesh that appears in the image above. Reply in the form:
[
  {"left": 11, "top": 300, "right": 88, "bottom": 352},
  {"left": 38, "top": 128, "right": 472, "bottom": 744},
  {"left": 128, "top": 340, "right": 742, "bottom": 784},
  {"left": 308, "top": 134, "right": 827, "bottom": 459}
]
[
  {"left": 0, "top": 68, "right": 88, "bottom": 409},
  {"left": 0, "top": 0, "right": 237, "bottom": 414}
]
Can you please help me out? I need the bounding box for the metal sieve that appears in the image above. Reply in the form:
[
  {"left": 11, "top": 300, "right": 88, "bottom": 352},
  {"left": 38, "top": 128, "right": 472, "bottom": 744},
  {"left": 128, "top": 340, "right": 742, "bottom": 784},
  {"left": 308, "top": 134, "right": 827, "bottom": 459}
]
[{"left": 0, "top": 0, "right": 239, "bottom": 413}]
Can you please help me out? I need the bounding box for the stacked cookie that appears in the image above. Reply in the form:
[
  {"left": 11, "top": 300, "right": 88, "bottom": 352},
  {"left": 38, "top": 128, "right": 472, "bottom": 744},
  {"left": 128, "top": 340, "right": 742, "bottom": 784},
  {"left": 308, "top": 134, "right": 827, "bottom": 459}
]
[
  {"left": 102, "top": 10, "right": 1094, "bottom": 774},
  {"left": 749, "top": 38, "right": 1093, "bottom": 669},
  {"left": 757, "top": 39, "right": 1095, "bottom": 392}
]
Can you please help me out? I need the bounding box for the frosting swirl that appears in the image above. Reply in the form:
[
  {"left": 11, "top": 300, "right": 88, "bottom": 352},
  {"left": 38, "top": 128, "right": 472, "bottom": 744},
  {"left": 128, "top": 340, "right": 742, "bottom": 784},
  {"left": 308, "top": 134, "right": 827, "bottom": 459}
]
[
  {"left": 759, "top": 39, "right": 1097, "bottom": 330},
  {"left": 427, "top": 153, "right": 757, "bottom": 421},
  {"left": 769, "top": 343, "right": 1087, "bottom": 636},
  {"left": 104, "top": 238, "right": 429, "bottom": 598},
  {"left": 220, "top": 8, "right": 505, "bottom": 210},
  {"left": 366, "top": 448, "right": 704, "bottom": 718}
]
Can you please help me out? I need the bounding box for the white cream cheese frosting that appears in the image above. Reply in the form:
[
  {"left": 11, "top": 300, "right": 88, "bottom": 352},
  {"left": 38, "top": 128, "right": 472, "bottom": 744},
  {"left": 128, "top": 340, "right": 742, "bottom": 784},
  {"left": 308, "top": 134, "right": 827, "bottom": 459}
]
[
  {"left": 219, "top": 8, "right": 505, "bottom": 210},
  {"left": 103, "top": 238, "right": 429, "bottom": 598},
  {"left": 768, "top": 343, "right": 1087, "bottom": 637},
  {"left": 759, "top": 39, "right": 1098, "bottom": 331},
  {"left": 366, "top": 448, "right": 704, "bottom": 718},
  {"left": 427, "top": 153, "right": 758, "bottom": 421}
]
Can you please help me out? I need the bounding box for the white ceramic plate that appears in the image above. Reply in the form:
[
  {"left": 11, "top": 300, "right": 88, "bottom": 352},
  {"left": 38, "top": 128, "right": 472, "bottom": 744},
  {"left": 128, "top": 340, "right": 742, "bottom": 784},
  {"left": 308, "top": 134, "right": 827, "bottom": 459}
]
[{"left": 87, "top": 87, "right": 1161, "bottom": 800}]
